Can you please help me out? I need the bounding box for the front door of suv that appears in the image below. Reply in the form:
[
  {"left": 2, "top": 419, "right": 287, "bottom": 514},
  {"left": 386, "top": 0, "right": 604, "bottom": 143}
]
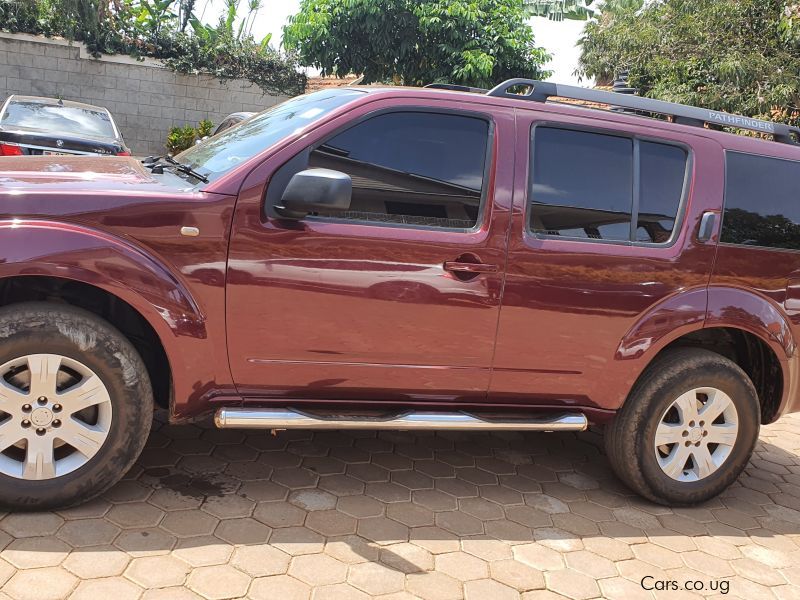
[
  {"left": 489, "top": 108, "right": 721, "bottom": 413},
  {"left": 226, "top": 98, "right": 514, "bottom": 405}
]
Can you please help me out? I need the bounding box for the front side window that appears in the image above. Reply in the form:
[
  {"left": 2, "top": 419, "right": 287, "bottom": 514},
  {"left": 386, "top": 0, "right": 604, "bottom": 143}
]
[
  {"left": 308, "top": 112, "right": 490, "bottom": 229},
  {"left": 721, "top": 152, "right": 800, "bottom": 250},
  {"left": 529, "top": 127, "right": 687, "bottom": 243}
]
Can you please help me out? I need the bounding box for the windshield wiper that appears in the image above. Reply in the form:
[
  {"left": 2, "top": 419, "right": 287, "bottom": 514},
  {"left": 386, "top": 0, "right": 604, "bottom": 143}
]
[{"left": 143, "top": 155, "right": 209, "bottom": 183}]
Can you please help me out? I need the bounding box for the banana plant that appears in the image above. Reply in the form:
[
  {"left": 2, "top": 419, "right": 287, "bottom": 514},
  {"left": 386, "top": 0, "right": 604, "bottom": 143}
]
[{"left": 135, "top": 0, "right": 177, "bottom": 36}]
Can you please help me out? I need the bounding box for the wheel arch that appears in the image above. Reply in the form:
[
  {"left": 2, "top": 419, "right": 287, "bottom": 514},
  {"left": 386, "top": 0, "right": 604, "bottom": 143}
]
[{"left": 0, "top": 275, "right": 172, "bottom": 409}]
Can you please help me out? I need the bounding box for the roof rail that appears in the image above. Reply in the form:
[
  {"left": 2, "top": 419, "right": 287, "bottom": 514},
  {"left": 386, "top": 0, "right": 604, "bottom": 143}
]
[
  {"left": 486, "top": 79, "right": 800, "bottom": 145},
  {"left": 425, "top": 83, "right": 489, "bottom": 94}
]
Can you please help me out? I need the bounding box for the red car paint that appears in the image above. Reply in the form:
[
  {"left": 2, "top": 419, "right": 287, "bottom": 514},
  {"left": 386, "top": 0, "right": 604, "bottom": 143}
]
[{"left": 0, "top": 87, "right": 798, "bottom": 423}]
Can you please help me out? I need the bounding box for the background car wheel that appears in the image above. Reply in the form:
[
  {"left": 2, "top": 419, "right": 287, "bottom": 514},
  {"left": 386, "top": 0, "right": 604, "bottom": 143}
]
[
  {"left": 0, "top": 302, "right": 153, "bottom": 510},
  {"left": 605, "top": 348, "right": 760, "bottom": 506}
]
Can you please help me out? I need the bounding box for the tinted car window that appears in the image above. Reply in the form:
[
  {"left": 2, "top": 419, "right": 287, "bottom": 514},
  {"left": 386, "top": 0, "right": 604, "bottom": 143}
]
[
  {"left": 309, "top": 112, "right": 489, "bottom": 229},
  {"left": 637, "top": 141, "right": 688, "bottom": 243},
  {"left": 530, "top": 128, "right": 633, "bottom": 240},
  {"left": 529, "top": 127, "right": 686, "bottom": 243},
  {"left": 722, "top": 152, "right": 800, "bottom": 250},
  {"left": 2, "top": 101, "right": 115, "bottom": 138}
]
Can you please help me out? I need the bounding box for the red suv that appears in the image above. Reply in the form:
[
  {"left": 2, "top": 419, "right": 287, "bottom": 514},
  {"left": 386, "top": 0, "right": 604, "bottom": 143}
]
[{"left": 0, "top": 80, "right": 798, "bottom": 509}]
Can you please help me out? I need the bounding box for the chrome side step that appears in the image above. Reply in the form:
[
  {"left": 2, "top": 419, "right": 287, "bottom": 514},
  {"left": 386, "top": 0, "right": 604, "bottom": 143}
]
[{"left": 214, "top": 408, "right": 588, "bottom": 432}]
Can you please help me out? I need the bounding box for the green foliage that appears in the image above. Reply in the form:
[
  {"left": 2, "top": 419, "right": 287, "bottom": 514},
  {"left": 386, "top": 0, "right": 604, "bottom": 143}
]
[
  {"left": 196, "top": 118, "right": 214, "bottom": 138},
  {"left": 579, "top": 0, "right": 800, "bottom": 126},
  {"left": 166, "top": 123, "right": 197, "bottom": 154},
  {"left": 283, "top": 0, "right": 551, "bottom": 88},
  {"left": 0, "top": 0, "right": 306, "bottom": 96}
]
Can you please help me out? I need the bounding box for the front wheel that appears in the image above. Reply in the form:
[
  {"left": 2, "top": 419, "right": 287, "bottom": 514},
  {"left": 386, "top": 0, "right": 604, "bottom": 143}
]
[
  {"left": 0, "top": 302, "right": 153, "bottom": 510},
  {"left": 605, "top": 348, "right": 760, "bottom": 506}
]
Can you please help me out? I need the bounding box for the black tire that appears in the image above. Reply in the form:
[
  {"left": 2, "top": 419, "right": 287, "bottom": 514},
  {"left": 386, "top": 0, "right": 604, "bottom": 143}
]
[
  {"left": 0, "top": 302, "right": 153, "bottom": 510},
  {"left": 605, "top": 348, "right": 760, "bottom": 506}
]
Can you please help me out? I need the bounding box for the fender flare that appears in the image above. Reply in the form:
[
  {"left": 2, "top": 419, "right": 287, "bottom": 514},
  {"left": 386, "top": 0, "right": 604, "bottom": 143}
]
[{"left": 0, "top": 219, "right": 207, "bottom": 346}]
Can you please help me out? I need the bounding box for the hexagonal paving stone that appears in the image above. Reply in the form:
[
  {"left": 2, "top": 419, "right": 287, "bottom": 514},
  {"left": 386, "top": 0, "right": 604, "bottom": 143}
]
[
  {"left": 125, "top": 555, "right": 190, "bottom": 588},
  {"left": 490, "top": 558, "right": 545, "bottom": 592},
  {"left": 173, "top": 535, "right": 234, "bottom": 567},
  {"left": 378, "top": 542, "right": 433, "bottom": 573},
  {"left": 214, "top": 517, "right": 271, "bottom": 545},
  {"left": 4, "top": 567, "right": 78, "bottom": 600},
  {"left": 0, "top": 513, "right": 64, "bottom": 538},
  {"left": 200, "top": 494, "right": 256, "bottom": 519},
  {"left": 2, "top": 537, "right": 71, "bottom": 569},
  {"left": 435, "top": 551, "right": 489, "bottom": 581},
  {"left": 546, "top": 568, "right": 601, "bottom": 600},
  {"left": 107, "top": 502, "right": 165, "bottom": 529},
  {"left": 464, "top": 579, "right": 519, "bottom": 600},
  {"left": 513, "top": 543, "right": 565, "bottom": 571},
  {"left": 357, "top": 516, "right": 409, "bottom": 546},
  {"left": 324, "top": 535, "right": 380, "bottom": 564},
  {"left": 114, "top": 528, "right": 177, "bottom": 557},
  {"left": 186, "top": 565, "right": 251, "bottom": 600},
  {"left": 288, "top": 553, "right": 348, "bottom": 586},
  {"left": 336, "top": 495, "right": 383, "bottom": 518},
  {"left": 305, "top": 510, "right": 357, "bottom": 537},
  {"left": 56, "top": 518, "right": 121, "bottom": 547},
  {"left": 161, "top": 510, "right": 219, "bottom": 538},
  {"left": 70, "top": 577, "right": 142, "bottom": 600},
  {"left": 231, "top": 544, "right": 290, "bottom": 577},
  {"left": 406, "top": 571, "right": 463, "bottom": 600},
  {"left": 269, "top": 526, "right": 326, "bottom": 556},
  {"left": 288, "top": 489, "right": 337, "bottom": 511},
  {"left": 249, "top": 574, "right": 310, "bottom": 600},
  {"left": 254, "top": 501, "right": 308, "bottom": 528},
  {"left": 62, "top": 546, "right": 131, "bottom": 578},
  {"left": 347, "top": 561, "right": 405, "bottom": 595}
]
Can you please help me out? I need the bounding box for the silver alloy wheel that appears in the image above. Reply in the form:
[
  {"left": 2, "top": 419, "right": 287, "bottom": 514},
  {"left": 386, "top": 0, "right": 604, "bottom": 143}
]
[
  {"left": 654, "top": 387, "right": 739, "bottom": 482},
  {"left": 0, "top": 354, "right": 112, "bottom": 480}
]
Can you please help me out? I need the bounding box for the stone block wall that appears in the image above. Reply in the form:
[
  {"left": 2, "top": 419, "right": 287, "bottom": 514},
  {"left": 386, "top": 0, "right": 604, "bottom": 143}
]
[{"left": 0, "top": 33, "right": 289, "bottom": 155}]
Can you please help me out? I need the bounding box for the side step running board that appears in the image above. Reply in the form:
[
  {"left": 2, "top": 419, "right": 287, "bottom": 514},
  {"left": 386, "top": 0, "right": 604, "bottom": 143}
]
[{"left": 214, "top": 408, "right": 588, "bottom": 432}]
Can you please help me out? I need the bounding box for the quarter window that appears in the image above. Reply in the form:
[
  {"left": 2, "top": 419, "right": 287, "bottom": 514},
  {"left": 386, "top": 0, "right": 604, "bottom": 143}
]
[
  {"left": 721, "top": 152, "right": 800, "bottom": 250},
  {"left": 529, "top": 127, "right": 687, "bottom": 243},
  {"left": 308, "top": 112, "right": 490, "bottom": 229}
]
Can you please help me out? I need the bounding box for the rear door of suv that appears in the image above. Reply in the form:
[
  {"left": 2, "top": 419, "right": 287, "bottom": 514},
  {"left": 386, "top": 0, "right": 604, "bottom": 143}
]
[
  {"left": 489, "top": 105, "right": 721, "bottom": 413},
  {"left": 226, "top": 96, "right": 515, "bottom": 403}
]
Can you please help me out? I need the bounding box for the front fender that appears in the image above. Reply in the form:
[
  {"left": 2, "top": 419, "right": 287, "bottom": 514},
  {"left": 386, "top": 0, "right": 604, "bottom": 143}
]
[
  {"left": 0, "top": 219, "right": 205, "bottom": 338},
  {"left": 0, "top": 219, "right": 219, "bottom": 419}
]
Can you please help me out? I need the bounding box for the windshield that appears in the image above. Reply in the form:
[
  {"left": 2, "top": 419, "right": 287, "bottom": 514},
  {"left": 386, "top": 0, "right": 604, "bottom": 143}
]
[
  {"left": 1, "top": 101, "right": 116, "bottom": 138},
  {"left": 177, "top": 89, "right": 366, "bottom": 182}
]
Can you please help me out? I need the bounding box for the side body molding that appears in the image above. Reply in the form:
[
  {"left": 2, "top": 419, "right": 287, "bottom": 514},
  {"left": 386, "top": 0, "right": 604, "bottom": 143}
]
[{"left": 0, "top": 219, "right": 215, "bottom": 418}]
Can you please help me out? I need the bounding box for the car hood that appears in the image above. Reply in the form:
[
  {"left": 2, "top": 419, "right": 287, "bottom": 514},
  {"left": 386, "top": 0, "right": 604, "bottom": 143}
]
[{"left": 0, "top": 156, "right": 196, "bottom": 194}]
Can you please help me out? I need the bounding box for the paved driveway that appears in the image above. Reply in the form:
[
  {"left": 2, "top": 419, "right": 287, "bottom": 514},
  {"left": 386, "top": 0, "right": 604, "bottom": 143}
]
[{"left": 0, "top": 411, "right": 798, "bottom": 600}]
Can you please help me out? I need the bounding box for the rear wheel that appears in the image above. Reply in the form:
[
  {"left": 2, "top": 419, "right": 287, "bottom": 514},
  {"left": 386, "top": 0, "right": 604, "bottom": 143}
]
[
  {"left": 605, "top": 348, "right": 760, "bottom": 505},
  {"left": 0, "top": 302, "right": 153, "bottom": 510}
]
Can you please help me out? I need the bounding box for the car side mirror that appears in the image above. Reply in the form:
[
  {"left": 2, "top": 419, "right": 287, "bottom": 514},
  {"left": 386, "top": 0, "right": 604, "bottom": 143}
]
[{"left": 275, "top": 168, "right": 352, "bottom": 219}]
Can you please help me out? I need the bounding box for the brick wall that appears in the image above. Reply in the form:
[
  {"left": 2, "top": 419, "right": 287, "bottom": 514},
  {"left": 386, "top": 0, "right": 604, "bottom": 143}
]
[{"left": 0, "top": 33, "right": 289, "bottom": 156}]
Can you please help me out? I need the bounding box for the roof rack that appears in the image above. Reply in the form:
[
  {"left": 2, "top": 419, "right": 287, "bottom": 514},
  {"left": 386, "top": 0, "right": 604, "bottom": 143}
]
[
  {"left": 425, "top": 83, "right": 489, "bottom": 94},
  {"left": 486, "top": 78, "right": 800, "bottom": 145}
]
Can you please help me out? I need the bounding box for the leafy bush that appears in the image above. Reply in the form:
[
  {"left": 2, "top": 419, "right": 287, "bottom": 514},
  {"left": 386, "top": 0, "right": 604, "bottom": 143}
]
[
  {"left": 0, "top": 0, "right": 305, "bottom": 96},
  {"left": 196, "top": 118, "right": 213, "bottom": 139},
  {"left": 165, "top": 123, "right": 199, "bottom": 154}
]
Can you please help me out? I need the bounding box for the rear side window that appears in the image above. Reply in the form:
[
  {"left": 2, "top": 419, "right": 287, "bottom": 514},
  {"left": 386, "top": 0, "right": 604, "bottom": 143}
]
[
  {"left": 309, "top": 112, "right": 490, "bottom": 229},
  {"left": 722, "top": 152, "right": 800, "bottom": 250},
  {"left": 529, "top": 127, "right": 688, "bottom": 243}
]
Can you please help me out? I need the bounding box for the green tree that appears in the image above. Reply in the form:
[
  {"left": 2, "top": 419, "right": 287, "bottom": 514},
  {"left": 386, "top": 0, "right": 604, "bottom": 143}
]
[
  {"left": 578, "top": 0, "right": 800, "bottom": 126},
  {"left": 283, "top": 0, "right": 551, "bottom": 88}
]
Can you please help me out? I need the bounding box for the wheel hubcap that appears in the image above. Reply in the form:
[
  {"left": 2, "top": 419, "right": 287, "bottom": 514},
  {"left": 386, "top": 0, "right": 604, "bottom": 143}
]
[
  {"left": 654, "top": 387, "right": 739, "bottom": 482},
  {"left": 0, "top": 354, "right": 113, "bottom": 480}
]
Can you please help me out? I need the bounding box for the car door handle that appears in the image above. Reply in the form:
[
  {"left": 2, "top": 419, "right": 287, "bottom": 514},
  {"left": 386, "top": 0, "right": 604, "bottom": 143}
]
[{"left": 443, "top": 261, "right": 498, "bottom": 274}]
